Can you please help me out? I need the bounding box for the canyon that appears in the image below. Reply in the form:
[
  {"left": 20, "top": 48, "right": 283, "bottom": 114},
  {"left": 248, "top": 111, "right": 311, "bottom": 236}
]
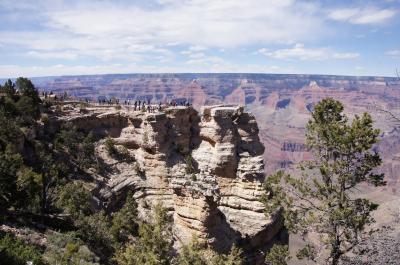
[{"left": 26, "top": 73, "right": 400, "bottom": 195}]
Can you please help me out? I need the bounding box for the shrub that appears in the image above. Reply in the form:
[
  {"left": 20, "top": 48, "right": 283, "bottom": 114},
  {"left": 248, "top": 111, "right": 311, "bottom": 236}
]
[
  {"left": 114, "top": 203, "right": 173, "bottom": 265},
  {"left": 110, "top": 192, "right": 138, "bottom": 243},
  {"left": 105, "top": 138, "right": 133, "bottom": 162},
  {"left": 185, "top": 154, "right": 197, "bottom": 174},
  {"left": 0, "top": 232, "right": 46, "bottom": 265},
  {"left": 76, "top": 211, "right": 114, "bottom": 260},
  {"left": 45, "top": 232, "right": 99, "bottom": 265},
  {"left": 56, "top": 182, "right": 92, "bottom": 218},
  {"left": 105, "top": 137, "right": 118, "bottom": 156},
  {"left": 265, "top": 244, "right": 290, "bottom": 265}
]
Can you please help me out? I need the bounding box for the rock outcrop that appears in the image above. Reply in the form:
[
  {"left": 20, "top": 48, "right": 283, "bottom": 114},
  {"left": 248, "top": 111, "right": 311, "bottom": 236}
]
[
  {"left": 61, "top": 104, "right": 282, "bottom": 256},
  {"left": 31, "top": 73, "right": 400, "bottom": 196}
]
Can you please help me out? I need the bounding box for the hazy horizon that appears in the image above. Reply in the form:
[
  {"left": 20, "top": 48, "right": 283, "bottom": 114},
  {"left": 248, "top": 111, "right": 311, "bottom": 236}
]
[{"left": 1, "top": 0, "right": 399, "bottom": 78}]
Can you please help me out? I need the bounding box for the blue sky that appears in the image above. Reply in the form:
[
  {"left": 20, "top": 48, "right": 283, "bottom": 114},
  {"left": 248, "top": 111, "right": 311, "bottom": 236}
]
[{"left": 0, "top": 0, "right": 399, "bottom": 77}]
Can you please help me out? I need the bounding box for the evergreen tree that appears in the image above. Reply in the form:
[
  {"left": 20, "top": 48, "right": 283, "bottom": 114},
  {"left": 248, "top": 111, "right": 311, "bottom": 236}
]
[
  {"left": 1, "top": 79, "right": 16, "bottom": 99},
  {"left": 178, "top": 237, "right": 207, "bottom": 265},
  {"left": 0, "top": 147, "right": 23, "bottom": 211},
  {"left": 262, "top": 98, "right": 386, "bottom": 265},
  {"left": 0, "top": 232, "right": 46, "bottom": 265},
  {"left": 110, "top": 192, "right": 138, "bottom": 243},
  {"left": 265, "top": 245, "right": 290, "bottom": 265},
  {"left": 212, "top": 245, "right": 243, "bottom": 265},
  {"left": 56, "top": 182, "right": 92, "bottom": 218},
  {"left": 15, "top": 77, "right": 40, "bottom": 104},
  {"left": 115, "top": 203, "right": 174, "bottom": 265}
]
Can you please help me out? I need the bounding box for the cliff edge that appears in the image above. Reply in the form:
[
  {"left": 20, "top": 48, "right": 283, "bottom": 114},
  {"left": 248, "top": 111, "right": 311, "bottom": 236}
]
[{"left": 60, "top": 103, "right": 283, "bottom": 257}]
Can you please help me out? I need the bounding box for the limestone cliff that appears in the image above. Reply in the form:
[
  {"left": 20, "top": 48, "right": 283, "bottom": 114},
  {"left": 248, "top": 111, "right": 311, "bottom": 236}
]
[{"left": 60, "top": 104, "right": 282, "bottom": 256}]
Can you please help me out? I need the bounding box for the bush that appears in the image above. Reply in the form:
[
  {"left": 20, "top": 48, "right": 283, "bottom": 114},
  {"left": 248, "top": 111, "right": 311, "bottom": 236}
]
[
  {"left": 265, "top": 244, "right": 290, "bottom": 265},
  {"left": 114, "top": 203, "right": 173, "bottom": 265},
  {"left": 0, "top": 148, "right": 23, "bottom": 211},
  {"left": 56, "top": 182, "right": 92, "bottom": 218},
  {"left": 178, "top": 237, "right": 207, "bottom": 265},
  {"left": 110, "top": 192, "right": 138, "bottom": 243},
  {"left": 105, "top": 138, "right": 133, "bottom": 162},
  {"left": 0, "top": 232, "right": 46, "bottom": 265},
  {"left": 76, "top": 211, "right": 114, "bottom": 259},
  {"left": 45, "top": 232, "right": 99, "bottom": 265},
  {"left": 185, "top": 154, "right": 197, "bottom": 174},
  {"left": 54, "top": 126, "right": 96, "bottom": 170},
  {"left": 105, "top": 137, "right": 118, "bottom": 157}
]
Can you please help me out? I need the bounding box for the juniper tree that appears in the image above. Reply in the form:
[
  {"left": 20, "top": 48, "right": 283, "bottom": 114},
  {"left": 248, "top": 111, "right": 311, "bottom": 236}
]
[
  {"left": 114, "top": 203, "right": 174, "bottom": 265},
  {"left": 262, "top": 98, "right": 386, "bottom": 265}
]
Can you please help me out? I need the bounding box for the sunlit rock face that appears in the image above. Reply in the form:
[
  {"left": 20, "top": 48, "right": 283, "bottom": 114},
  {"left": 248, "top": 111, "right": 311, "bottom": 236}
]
[
  {"left": 32, "top": 73, "right": 400, "bottom": 195},
  {"left": 62, "top": 104, "right": 282, "bottom": 256}
]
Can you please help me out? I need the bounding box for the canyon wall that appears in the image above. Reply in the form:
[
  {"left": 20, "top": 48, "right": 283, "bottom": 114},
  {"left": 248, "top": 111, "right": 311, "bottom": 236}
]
[
  {"left": 31, "top": 73, "right": 400, "bottom": 195},
  {"left": 60, "top": 104, "right": 282, "bottom": 258}
]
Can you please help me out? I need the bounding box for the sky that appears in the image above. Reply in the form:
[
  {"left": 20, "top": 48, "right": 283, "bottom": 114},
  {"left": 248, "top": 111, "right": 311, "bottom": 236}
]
[{"left": 0, "top": 0, "right": 399, "bottom": 78}]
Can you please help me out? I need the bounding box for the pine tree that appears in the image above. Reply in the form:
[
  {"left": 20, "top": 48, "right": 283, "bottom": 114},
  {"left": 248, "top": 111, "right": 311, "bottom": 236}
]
[
  {"left": 178, "top": 237, "right": 207, "bottom": 265},
  {"left": 110, "top": 192, "right": 138, "bottom": 243},
  {"left": 263, "top": 98, "right": 386, "bottom": 265},
  {"left": 114, "top": 203, "right": 174, "bottom": 265}
]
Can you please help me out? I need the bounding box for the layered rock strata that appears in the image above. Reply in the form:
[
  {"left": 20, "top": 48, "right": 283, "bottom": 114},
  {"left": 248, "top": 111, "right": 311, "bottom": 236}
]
[{"left": 62, "top": 104, "right": 282, "bottom": 254}]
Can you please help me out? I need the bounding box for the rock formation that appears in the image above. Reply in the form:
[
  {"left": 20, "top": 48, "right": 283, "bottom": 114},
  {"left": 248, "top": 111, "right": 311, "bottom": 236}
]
[
  {"left": 29, "top": 73, "right": 400, "bottom": 196},
  {"left": 60, "top": 103, "right": 282, "bottom": 256}
]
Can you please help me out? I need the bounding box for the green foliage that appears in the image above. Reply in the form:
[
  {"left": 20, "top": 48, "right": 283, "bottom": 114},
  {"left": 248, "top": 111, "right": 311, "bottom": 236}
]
[
  {"left": 15, "top": 95, "right": 40, "bottom": 121},
  {"left": 0, "top": 110, "right": 23, "bottom": 150},
  {"left": 16, "top": 167, "right": 42, "bottom": 213},
  {"left": 0, "top": 96, "right": 18, "bottom": 117},
  {"left": 296, "top": 244, "right": 316, "bottom": 261},
  {"left": 0, "top": 79, "right": 16, "bottom": 99},
  {"left": 114, "top": 203, "right": 174, "bottom": 265},
  {"left": 15, "top": 77, "right": 41, "bottom": 105},
  {"left": 77, "top": 211, "right": 114, "bottom": 259},
  {"left": 56, "top": 182, "right": 92, "bottom": 218},
  {"left": 105, "top": 137, "right": 118, "bottom": 156},
  {"left": 105, "top": 137, "right": 133, "bottom": 162},
  {"left": 0, "top": 232, "right": 46, "bottom": 265},
  {"left": 55, "top": 126, "right": 96, "bottom": 170},
  {"left": 0, "top": 78, "right": 47, "bottom": 212},
  {"left": 0, "top": 147, "right": 23, "bottom": 210},
  {"left": 33, "top": 144, "right": 63, "bottom": 214},
  {"left": 110, "top": 192, "right": 138, "bottom": 243},
  {"left": 212, "top": 245, "right": 244, "bottom": 265},
  {"left": 45, "top": 232, "right": 99, "bottom": 265},
  {"left": 185, "top": 154, "right": 197, "bottom": 174},
  {"left": 262, "top": 98, "right": 386, "bottom": 265},
  {"left": 265, "top": 245, "right": 290, "bottom": 265},
  {"left": 178, "top": 237, "right": 207, "bottom": 265}
]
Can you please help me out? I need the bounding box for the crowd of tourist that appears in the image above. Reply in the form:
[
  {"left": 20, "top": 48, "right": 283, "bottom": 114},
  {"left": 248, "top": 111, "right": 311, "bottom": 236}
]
[{"left": 41, "top": 90, "right": 192, "bottom": 113}]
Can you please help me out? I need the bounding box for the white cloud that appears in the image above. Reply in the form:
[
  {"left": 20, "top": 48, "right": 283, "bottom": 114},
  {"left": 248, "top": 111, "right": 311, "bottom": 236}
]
[
  {"left": 26, "top": 50, "right": 78, "bottom": 60},
  {"left": 0, "top": 62, "right": 295, "bottom": 78},
  {"left": 386, "top": 50, "right": 400, "bottom": 58},
  {"left": 332, "top": 52, "right": 360, "bottom": 59},
  {"left": 259, "top": 43, "right": 328, "bottom": 60},
  {"left": 1, "top": 0, "right": 324, "bottom": 52},
  {"left": 258, "top": 44, "right": 359, "bottom": 61},
  {"left": 188, "top": 45, "right": 208, "bottom": 52},
  {"left": 328, "top": 7, "right": 396, "bottom": 25},
  {"left": 186, "top": 55, "right": 224, "bottom": 65}
]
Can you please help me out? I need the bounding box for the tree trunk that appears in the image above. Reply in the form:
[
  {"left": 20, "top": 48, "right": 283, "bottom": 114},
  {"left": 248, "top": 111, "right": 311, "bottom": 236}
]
[{"left": 330, "top": 232, "right": 341, "bottom": 265}]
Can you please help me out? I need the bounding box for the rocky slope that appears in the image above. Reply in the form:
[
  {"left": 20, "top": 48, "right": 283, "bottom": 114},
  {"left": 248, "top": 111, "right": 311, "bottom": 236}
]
[{"left": 58, "top": 103, "right": 282, "bottom": 257}]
